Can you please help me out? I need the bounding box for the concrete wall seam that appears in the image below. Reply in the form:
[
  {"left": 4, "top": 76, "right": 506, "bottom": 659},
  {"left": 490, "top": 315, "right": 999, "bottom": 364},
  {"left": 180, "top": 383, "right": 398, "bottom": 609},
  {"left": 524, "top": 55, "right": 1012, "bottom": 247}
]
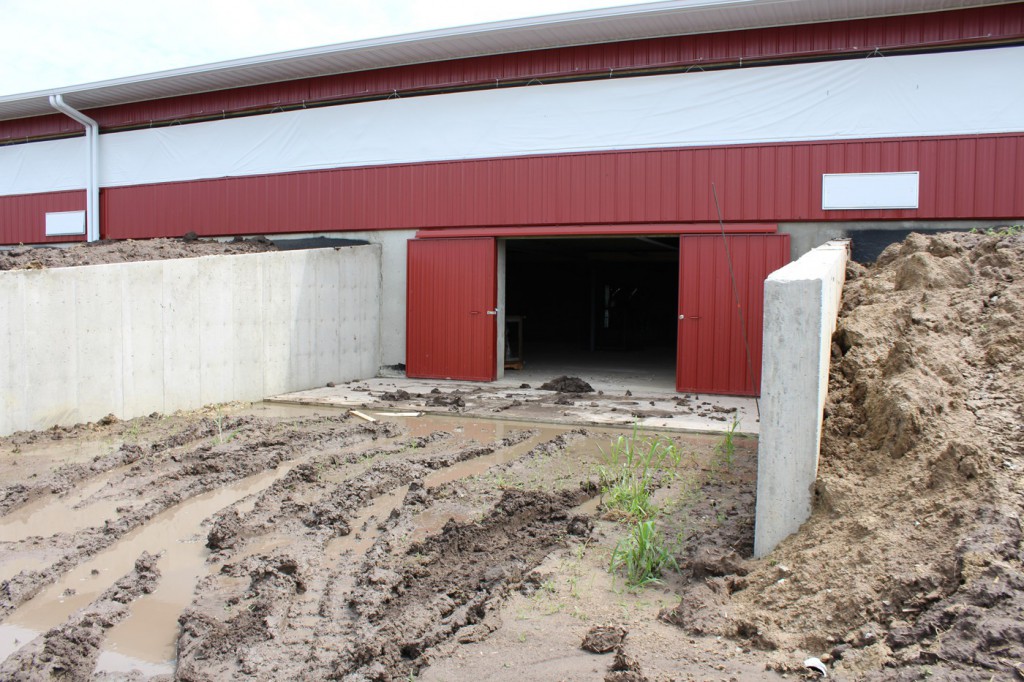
[
  {"left": 754, "top": 239, "right": 849, "bottom": 557},
  {"left": 0, "top": 246, "right": 382, "bottom": 436}
]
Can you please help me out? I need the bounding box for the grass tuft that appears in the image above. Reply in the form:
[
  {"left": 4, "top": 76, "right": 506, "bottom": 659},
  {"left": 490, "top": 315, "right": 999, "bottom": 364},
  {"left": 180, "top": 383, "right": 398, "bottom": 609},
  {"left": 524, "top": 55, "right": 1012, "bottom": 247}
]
[
  {"left": 597, "top": 424, "right": 680, "bottom": 520},
  {"left": 713, "top": 416, "right": 739, "bottom": 470},
  {"left": 609, "top": 519, "right": 678, "bottom": 588}
]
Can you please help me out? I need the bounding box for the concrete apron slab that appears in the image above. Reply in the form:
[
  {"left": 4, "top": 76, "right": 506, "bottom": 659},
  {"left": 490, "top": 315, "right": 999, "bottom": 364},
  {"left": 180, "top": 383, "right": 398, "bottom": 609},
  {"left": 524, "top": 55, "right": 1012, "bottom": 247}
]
[{"left": 267, "top": 376, "right": 759, "bottom": 436}]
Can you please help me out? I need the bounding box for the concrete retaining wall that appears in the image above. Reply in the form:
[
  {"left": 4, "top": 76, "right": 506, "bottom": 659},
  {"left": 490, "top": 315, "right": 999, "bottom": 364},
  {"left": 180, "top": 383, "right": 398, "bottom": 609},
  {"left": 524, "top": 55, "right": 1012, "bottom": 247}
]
[
  {"left": 0, "top": 245, "right": 381, "bottom": 436},
  {"left": 754, "top": 240, "right": 849, "bottom": 557}
]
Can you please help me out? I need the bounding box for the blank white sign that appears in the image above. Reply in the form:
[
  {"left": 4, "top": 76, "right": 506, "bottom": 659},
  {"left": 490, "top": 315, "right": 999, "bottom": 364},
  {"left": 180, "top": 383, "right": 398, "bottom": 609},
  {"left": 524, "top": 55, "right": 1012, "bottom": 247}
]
[
  {"left": 822, "top": 172, "right": 919, "bottom": 210},
  {"left": 45, "top": 210, "right": 86, "bottom": 236}
]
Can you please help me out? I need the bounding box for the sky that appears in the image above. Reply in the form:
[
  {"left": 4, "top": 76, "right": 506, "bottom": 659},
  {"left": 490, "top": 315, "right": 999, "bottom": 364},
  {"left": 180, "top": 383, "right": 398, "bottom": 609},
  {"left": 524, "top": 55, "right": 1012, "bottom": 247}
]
[{"left": 0, "top": 0, "right": 656, "bottom": 97}]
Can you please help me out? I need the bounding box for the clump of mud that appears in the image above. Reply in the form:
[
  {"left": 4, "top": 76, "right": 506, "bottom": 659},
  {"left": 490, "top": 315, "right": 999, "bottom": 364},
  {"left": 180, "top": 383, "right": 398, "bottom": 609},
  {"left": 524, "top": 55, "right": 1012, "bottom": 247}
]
[
  {"left": 540, "top": 376, "right": 594, "bottom": 393},
  {"left": 662, "top": 231, "right": 1024, "bottom": 679},
  {"left": 581, "top": 625, "right": 628, "bottom": 653}
]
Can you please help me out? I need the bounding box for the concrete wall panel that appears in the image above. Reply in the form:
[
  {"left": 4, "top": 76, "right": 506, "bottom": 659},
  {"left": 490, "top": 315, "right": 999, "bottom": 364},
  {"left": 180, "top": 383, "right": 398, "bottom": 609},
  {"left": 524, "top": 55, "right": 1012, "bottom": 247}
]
[
  {"left": 754, "top": 240, "right": 849, "bottom": 557},
  {"left": 76, "top": 266, "right": 125, "bottom": 424},
  {"left": 0, "top": 245, "right": 381, "bottom": 435},
  {"left": 121, "top": 263, "right": 165, "bottom": 418},
  {"left": 23, "top": 269, "right": 78, "bottom": 428},
  {"left": 162, "top": 258, "right": 203, "bottom": 414},
  {"left": 197, "top": 258, "right": 236, "bottom": 406},
  {"left": 230, "top": 257, "right": 265, "bottom": 402},
  {"left": 0, "top": 276, "right": 26, "bottom": 435}
]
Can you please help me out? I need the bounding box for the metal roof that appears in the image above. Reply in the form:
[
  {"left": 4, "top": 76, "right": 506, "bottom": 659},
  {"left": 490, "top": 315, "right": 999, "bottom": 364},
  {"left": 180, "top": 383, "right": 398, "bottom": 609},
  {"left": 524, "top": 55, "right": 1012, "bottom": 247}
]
[{"left": 0, "top": 0, "right": 1012, "bottom": 122}]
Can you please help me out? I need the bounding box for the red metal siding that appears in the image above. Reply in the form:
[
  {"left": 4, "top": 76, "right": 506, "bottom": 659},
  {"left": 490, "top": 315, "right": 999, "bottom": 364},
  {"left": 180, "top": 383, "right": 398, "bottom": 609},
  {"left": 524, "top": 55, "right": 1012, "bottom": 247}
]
[
  {"left": 676, "top": 234, "right": 790, "bottom": 396},
  {"left": 414, "top": 224, "right": 777, "bottom": 238},
  {"left": 0, "top": 191, "right": 86, "bottom": 244},
  {"left": 84, "top": 133, "right": 1024, "bottom": 243},
  {"left": 3, "top": 133, "right": 1019, "bottom": 244},
  {"left": 2, "top": 5, "right": 1020, "bottom": 143},
  {"left": 406, "top": 238, "right": 497, "bottom": 381}
]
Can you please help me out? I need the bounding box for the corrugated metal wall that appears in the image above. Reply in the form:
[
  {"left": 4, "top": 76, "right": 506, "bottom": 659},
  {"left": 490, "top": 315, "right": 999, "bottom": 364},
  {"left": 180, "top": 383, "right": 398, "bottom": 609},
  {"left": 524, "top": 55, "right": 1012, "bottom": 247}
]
[
  {"left": 406, "top": 238, "right": 497, "bottom": 381},
  {"left": 0, "top": 190, "right": 86, "bottom": 244},
  {"left": 1, "top": 5, "right": 1019, "bottom": 143},
  {"left": 60, "top": 133, "right": 1023, "bottom": 242},
  {"left": 677, "top": 234, "right": 790, "bottom": 396}
]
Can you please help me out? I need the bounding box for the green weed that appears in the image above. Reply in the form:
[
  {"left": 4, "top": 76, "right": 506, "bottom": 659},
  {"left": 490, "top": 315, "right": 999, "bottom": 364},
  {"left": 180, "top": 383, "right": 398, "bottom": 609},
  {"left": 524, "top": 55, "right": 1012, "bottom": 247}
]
[
  {"left": 609, "top": 519, "right": 678, "bottom": 588},
  {"left": 971, "top": 224, "right": 1022, "bottom": 237},
  {"left": 597, "top": 424, "right": 681, "bottom": 520},
  {"left": 713, "top": 417, "right": 739, "bottom": 470}
]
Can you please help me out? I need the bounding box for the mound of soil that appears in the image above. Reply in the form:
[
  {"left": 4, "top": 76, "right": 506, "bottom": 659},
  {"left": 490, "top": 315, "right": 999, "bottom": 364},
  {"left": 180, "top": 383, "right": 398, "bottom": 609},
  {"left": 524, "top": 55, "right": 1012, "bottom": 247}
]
[
  {"left": 0, "top": 237, "right": 277, "bottom": 270},
  {"left": 540, "top": 376, "right": 594, "bottom": 393},
  {"left": 663, "top": 231, "right": 1024, "bottom": 679}
]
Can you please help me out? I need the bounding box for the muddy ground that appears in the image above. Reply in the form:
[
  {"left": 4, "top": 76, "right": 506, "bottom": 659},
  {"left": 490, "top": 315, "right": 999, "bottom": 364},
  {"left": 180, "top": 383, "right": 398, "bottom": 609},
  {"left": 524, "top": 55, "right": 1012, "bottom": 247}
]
[
  {"left": 0, "top": 404, "right": 767, "bottom": 681},
  {"left": 0, "top": 237, "right": 277, "bottom": 270},
  {"left": 0, "top": 230, "right": 1021, "bottom": 681}
]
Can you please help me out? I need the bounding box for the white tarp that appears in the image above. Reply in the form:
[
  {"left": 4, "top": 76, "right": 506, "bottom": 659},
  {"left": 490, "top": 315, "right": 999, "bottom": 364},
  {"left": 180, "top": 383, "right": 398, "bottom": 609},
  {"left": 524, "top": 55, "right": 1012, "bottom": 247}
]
[
  {"left": 2, "top": 46, "right": 1023, "bottom": 197},
  {"left": 0, "top": 136, "right": 86, "bottom": 196}
]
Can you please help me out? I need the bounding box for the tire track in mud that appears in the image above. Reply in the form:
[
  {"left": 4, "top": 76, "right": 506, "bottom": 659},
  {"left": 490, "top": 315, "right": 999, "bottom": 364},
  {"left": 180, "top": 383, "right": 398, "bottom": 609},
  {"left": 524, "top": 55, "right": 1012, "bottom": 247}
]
[
  {"left": 175, "top": 431, "right": 539, "bottom": 680},
  {"left": 0, "top": 552, "right": 161, "bottom": 681},
  {"left": 174, "top": 429, "right": 600, "bottom": 681},
  {"left": 334, "top": 486, "right": 597, "bottom": 681},
  {"left": 0, "top": 417, "right": 397, "bottom": 621},
  {"left": 0, "top": 415, "right": 251, "bottom": 518}
]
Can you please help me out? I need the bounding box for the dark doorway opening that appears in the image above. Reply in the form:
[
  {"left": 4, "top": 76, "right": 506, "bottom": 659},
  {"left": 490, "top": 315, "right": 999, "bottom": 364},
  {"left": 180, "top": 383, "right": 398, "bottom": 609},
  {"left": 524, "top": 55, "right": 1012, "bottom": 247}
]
[{"left": 504, "top": 237, "right": 678, "bottom": 386}]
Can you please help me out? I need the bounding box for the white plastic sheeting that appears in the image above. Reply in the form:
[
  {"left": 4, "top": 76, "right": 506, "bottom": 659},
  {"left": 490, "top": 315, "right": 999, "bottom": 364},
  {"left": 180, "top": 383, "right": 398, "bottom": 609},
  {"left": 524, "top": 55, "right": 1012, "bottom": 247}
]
[
  {"left": 0, "top": 136, "right": 86, "bottom": 196},
  {"left": 2, "top": 46, "right": 1023, "bottom": 197}
]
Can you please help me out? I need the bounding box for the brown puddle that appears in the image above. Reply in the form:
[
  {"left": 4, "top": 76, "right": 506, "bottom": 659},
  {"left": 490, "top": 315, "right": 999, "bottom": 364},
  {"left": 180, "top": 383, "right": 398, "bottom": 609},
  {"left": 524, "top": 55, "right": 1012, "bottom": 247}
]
[
  {"left": 0, "top": 554, "right": 53, "bottom": 585},
  {"left": 0, "top": 494, "right": 127, "bottom": 544},
  {"left": 0, "top": 460, "right": 301, "bottom": 672},
  {"left": 0, "top": 437, "right": 119, "bottom": 472},
  {"left": 0, "top": 443, "right": 163, "bottom": 545},
  {"left": 388, "top": 413, "right": 552, "bottom": 441},
  {"left": 236, "top": 401, "right": 351, "bottom": 420}
]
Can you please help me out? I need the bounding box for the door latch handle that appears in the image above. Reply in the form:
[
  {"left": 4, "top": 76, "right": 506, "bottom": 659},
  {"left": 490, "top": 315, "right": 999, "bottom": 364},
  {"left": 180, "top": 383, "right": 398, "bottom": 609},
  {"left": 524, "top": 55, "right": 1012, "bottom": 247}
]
[
  {"left": 679, "top": 314, "right": 701, "bottom": 320},
  {"left": 486, "top": 309, "right": 498, "bottom": 316}
]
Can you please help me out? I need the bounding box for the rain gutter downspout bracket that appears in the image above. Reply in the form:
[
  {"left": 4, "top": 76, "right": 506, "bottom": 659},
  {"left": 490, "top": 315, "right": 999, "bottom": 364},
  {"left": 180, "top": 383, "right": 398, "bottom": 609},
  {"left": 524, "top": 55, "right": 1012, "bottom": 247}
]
[{"left": 49, "top": 94, "right": 100, "bottom": 242}]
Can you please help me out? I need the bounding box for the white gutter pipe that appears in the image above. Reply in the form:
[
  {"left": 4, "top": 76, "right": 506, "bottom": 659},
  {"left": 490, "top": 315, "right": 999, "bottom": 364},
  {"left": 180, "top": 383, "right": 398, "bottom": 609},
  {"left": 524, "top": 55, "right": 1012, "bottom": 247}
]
[{"left": 49, "top": 94, "right": 99, "bottom": 242}]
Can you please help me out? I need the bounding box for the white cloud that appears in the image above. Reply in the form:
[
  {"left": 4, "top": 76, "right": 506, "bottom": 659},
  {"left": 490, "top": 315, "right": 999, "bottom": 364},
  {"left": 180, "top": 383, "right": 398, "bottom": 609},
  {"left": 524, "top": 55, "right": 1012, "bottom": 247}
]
[{"left": 0, "top": 0, "right": 643, "bottom": 96}]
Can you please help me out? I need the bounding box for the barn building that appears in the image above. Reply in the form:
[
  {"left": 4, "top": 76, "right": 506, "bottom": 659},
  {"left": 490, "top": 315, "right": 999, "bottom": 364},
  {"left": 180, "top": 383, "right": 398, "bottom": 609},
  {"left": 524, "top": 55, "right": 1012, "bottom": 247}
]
[{"left": 1, "top": 0, "right": 1022, "bottom": 395}]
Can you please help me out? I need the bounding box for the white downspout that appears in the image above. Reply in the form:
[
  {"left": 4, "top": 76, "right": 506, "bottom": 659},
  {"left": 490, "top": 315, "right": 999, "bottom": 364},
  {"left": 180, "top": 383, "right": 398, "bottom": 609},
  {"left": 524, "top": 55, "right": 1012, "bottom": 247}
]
[{"left": 49, "top": 94, "right": 100, "bottom": 242}]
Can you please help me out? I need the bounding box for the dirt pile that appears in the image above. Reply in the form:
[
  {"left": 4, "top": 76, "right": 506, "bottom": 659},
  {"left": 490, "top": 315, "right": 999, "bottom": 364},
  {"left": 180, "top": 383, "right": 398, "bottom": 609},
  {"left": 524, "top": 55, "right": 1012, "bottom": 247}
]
[
  {"left": 0, "top": 237, "right": 277, "bottom": 270},
  {"left": 663, "top": 231, "right": 1024, "bottom": 678},
  {"left": 540, "top": 376, "right": 595, "bottom": 393}
]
